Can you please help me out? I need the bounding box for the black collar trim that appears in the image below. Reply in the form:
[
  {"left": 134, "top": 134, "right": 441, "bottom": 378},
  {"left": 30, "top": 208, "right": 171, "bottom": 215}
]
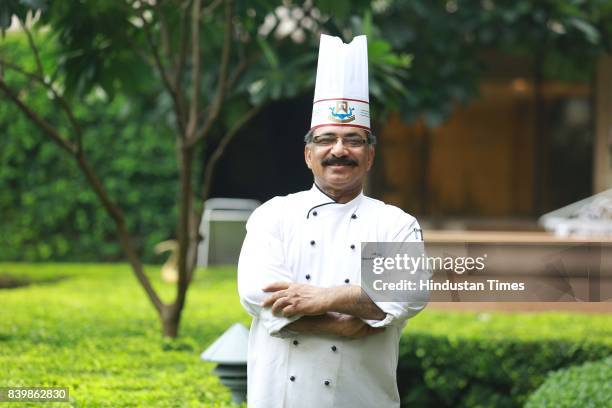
[
  {"left": 307, "top": 201, "right": 338, "bottom": 219},
  {"left": 306, "top": 183, "right": 338, "bottom": 218}
]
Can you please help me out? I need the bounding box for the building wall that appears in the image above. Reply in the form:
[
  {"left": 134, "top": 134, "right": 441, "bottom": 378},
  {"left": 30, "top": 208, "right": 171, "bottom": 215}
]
[{"left": 377, "top": 80, "right": 592, "bottom": 220}]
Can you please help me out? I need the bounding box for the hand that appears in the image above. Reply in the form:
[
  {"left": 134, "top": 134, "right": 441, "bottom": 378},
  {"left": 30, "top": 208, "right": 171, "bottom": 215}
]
[
  {"left": 261, "top": 282, "right": 331, "bottom": 317},
  {"left": 333, "top": 313, "right": 385, "bottom": 339}
]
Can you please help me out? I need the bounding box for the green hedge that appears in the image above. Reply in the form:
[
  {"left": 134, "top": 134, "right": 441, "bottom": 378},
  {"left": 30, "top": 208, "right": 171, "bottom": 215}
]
[
  {"left": 398, "top": 312, "right": 612, "bottom": 407},
  {"left": 0, "top": 263, "right": 249, "bottom": 407},
  {"left": 0, "top": 32, "right": 180, "bottom": 262},
  {"left": 2, "top": 262, "right": 612, "bottom": 406},
  {"left": 525, "top": 356, "right": 612, "bottom": 408}
]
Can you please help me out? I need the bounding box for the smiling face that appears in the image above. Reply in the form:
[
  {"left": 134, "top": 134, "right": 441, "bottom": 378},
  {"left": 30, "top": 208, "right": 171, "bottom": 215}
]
[{"left": 304, "top": 125, "right": 375, "bottom": 202}]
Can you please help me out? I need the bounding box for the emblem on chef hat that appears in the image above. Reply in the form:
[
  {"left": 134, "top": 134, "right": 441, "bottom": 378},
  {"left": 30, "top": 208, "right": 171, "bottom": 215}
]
[{"left": 310, "top": 34, "right": 370, "bottom": 131}]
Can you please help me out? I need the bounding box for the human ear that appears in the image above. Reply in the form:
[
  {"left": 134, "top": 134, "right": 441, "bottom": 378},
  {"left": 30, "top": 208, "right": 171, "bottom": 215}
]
[{"left": 366, "top": 147, "right": 375, "bottom": 171}]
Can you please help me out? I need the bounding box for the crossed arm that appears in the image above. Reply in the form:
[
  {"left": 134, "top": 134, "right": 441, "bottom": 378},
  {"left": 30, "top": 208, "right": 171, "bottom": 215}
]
[{"left": 261, "top": 282, "right": 387, "bottom": 338}]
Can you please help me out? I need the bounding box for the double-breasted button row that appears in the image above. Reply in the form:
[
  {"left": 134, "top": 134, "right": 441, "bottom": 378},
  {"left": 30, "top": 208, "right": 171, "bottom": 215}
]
[
  {"left": 292, "top": 341, "right": 337, "bottom": 351},
  {"left": 289, "top": 376, "right": 332, "bottom": 386},
  {"left": 309, "top": 240, "right": 355, "bottom": 250},
  {"left": 305, "top": 275, "right": 349, "bottom": 283},
  {"left": 310, "top": 211, "right": 356, "bottom": 219}
]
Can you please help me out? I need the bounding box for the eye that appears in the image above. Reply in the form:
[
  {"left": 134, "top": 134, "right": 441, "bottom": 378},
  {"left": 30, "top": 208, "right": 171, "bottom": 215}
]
[
  {"left": 344, "top": 137, "right": 366, "bottom": 147},
  {"left": 313, "top": 136, "right": 335, "bottom": 145}
]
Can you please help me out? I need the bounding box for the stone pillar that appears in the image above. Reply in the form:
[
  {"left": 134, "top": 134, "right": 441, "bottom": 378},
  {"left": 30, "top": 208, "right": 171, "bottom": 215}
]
[{"left": 593, "top": 54, "right": 612, "bottom": 192}]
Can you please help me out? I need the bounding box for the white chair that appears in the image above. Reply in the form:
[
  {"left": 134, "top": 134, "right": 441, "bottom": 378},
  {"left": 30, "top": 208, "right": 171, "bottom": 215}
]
[{"left": 197, "top": 198, "right": 261, "bottom": 267}]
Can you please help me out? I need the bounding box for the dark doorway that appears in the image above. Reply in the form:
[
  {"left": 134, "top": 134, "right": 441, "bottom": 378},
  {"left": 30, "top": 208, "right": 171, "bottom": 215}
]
[{"left": 210, "top": 94, "right": 314, "bottom": 202}]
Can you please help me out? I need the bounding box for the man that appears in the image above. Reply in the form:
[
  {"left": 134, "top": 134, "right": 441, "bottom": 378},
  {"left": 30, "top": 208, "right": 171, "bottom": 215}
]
[{"left": 238, "top": 35, "right": 429, "bottom": 408}]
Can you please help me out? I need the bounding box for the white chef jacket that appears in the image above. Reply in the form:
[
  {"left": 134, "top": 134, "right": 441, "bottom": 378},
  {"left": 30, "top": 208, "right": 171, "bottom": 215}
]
[{"left": 238, "top": 185, "right": 430, "bottom": 408}]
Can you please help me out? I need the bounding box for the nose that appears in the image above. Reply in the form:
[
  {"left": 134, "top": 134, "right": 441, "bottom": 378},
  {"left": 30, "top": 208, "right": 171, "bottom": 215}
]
[{"left": 330, "top": 137, "right": 349, "bottom": 156}]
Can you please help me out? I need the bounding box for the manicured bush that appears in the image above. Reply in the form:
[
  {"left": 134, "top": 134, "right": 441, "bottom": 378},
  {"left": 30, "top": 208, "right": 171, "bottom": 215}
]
[
  {"left": 0, "top": 32, "right": 180, "bottom": 263},
  {"left": 525, "top": 356, "right": 612, "bottom": 408},
  {"left": 2, "top": 262, "right": 611, "bottom": 407},
  {"left": 398, "top": 311, "right": 612, "bottom": 407},
  {"left": 0, "top": 263, "right": 250, "bottom": 407}
]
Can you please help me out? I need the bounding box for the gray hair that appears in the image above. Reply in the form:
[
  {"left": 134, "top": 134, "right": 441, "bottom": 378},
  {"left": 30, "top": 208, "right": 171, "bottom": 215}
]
[{"left": 304, "top": 129, "right": 377, "bottom": 146}]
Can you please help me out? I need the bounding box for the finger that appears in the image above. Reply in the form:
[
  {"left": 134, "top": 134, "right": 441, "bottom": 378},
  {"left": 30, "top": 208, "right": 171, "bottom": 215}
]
[
  {"left": 262, "top": 282, "right": 291, "bottom": 292},
  {"left": 271, "top": 297, "right": 292, "bottom": 315},
  {"left": 282, "top": 304, "right": 297, "bottom": 317},
  {"left": 261, "top": 290, "right": 287, "bottom": 307}
]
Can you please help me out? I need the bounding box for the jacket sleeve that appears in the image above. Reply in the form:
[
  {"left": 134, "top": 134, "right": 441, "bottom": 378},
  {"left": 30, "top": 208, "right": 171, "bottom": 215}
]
[
  {"left": 362, "top": 212, "right": 431, "bottom": 329},
  {"left": 237, "top": 198, "right": 301, "bottom": 337}
]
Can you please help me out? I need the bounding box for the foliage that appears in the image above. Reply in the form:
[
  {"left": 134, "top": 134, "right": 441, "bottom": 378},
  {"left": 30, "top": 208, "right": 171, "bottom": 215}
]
[
  {"left": 525, "top": 356, "right": 612, "bottom": 408},
  {"left": 0, "top": 1, "right": 413, "bottom": 337},
  {"left": 3, "top": 0, "right": 612, "bottom": 337},
  {"left": 2, "top": 262, "right": 612, "bottom": 406},
  {"left": 374, "top": 0, "right": 612, "bottom": 126},
  {"left": 3, "top": 0, "right": 612, "bottom": 266},
  {"left": 398, "top": 311, "right": 612, "bottom": 407},
  {"left": 2, "top": 0, "right": 411, "bottom": 130},
  {"left": 0, "top": 32, "right": 178, "bottom": 262},
  {"left": 0, "top": 263, "right": 250, "bottom": 406}
]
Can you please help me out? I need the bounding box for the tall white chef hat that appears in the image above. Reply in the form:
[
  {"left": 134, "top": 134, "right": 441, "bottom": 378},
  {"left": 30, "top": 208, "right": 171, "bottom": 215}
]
[{"left": 310, "top": 34, "right": 370, "bottom": 131}]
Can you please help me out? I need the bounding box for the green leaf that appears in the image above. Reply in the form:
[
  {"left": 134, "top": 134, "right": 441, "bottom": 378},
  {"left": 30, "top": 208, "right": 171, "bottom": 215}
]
[
  {"left": 568, "top": 17, "right": 600, "bottom": 44},
  {"left": 256, "top": 36, "right": 279, "bottom": 69},
  {"left": 19, "top": 0, "right": 47, "bottom": 10}
]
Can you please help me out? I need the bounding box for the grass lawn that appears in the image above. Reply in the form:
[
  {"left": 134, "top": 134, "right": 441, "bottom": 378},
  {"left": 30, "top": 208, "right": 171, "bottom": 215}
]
[
  {"left": 0, "top": 263, "right": 250, "bottom": 407},
  {"left": 1, "top": 262, "right": 611, "bottom": 407}
]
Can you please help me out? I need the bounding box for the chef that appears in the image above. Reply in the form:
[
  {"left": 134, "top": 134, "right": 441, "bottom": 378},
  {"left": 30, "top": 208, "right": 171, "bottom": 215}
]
[{"left": 238, "top": 34, "right": 429, "bottom": 408}]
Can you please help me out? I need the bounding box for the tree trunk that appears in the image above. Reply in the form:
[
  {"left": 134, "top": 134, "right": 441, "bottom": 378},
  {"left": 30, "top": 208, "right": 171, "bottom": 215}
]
[{"left": 161, "top": 305, "right": 181, "bottom": 338}]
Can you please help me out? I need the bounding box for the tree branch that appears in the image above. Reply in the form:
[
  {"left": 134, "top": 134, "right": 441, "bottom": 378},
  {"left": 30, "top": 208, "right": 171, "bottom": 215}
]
[
  {"left": 74, "top": 152, "right": 164, "bottom": 314},
  {"left": 18, "top": 18, "right": 44, "bottom": 77},
  {"left": 187, "top": 0, "right": 233, "bottom": 147},
  {"left": 0, "top": 76, "right": 165, "bottom": 314},
  {"left": 0, "top": 78, "right": 76, "bottom": 155},
  {"left": 138, "top": 8, "right": 186, "bottom": 135},
  {"left": 0, "top": 59, "right": 85, "bottom": 153},
  {"left": 225, "top": 50, "right": 259, "bottom": 92},
  {"left": 186, "top": 0, "right": 202, "bottom": 139},
  {"left": 174, "top": 0, "right": 205, "bottom": 310},
  {"left": 173, "top": 0, "right": 192, "bottom": 128},
  {"left": 185, "top": 103, "right": 263, "bottom": 282},
  {"left": 174, "top": 143, "right": 194, "bottom": 312},
  {"left": 203, "top": 0, "right": 223, "bottom": 15},
  {"left": 155, "top": 1, "right": 171, "bottom": 62},
  {"left": 176, "top": 0, "right": 191, "bottom": 81}
]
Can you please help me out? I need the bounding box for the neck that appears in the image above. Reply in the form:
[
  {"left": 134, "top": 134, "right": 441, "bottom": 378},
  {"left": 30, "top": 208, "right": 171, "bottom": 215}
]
[{"left": 314, "top": 181, "right": 362, "bottom": 204}]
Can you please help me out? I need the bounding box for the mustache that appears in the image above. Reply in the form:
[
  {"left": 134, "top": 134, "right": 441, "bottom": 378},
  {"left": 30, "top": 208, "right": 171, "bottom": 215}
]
[{"left": 322, "top": 156, "right": 358, "bottom": 167}]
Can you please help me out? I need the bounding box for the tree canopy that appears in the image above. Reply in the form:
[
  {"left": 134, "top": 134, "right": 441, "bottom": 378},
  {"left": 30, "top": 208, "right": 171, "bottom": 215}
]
[{"left": 2, "top": 0, "right": 612, "bottom": 337}]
